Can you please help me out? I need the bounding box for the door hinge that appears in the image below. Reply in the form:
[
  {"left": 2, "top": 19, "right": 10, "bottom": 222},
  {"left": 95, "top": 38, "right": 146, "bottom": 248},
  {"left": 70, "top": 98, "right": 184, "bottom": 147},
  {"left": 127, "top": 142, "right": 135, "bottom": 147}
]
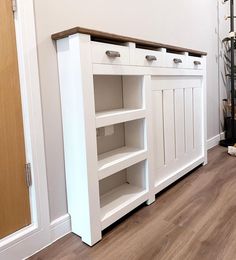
[
  {"left": 12, "top": 0, "right": 17, "bottom": 12},
  {"left": 25, "top": 163, "right": 32, "bottom": 187}
]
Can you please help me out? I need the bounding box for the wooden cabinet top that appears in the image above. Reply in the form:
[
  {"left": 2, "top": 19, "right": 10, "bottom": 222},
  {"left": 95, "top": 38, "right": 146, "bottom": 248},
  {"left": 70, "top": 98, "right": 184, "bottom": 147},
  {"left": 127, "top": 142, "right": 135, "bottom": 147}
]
[{"left": 51, "top": 27, "right": 207, "bottom": 56}]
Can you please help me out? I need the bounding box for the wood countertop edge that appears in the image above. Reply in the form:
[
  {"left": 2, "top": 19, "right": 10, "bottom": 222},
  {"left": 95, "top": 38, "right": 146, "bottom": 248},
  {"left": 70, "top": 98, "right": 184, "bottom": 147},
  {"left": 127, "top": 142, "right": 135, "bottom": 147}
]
[{"left": 51, "top": 27, "right": 207, "bottom": 56}]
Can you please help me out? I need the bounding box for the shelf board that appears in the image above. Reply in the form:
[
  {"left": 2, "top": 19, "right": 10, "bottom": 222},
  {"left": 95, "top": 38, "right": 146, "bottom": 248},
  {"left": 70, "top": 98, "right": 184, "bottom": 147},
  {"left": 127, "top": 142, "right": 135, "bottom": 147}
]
[
  {"left": 100, "top": 183, "right": 148, "bottom": 230},
  {"left": 96, "top": 108, "right": 146, "bottom": 128},
  {"left": 98, "top": 146, "right": 147, "bottom": 180}
]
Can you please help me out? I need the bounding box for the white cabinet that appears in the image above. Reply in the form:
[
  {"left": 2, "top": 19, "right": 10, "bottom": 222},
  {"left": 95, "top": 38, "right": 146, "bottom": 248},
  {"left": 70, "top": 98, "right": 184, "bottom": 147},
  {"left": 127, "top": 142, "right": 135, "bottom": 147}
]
[{"left": 53, "top": 28, "right": 207, "bottom": 246}]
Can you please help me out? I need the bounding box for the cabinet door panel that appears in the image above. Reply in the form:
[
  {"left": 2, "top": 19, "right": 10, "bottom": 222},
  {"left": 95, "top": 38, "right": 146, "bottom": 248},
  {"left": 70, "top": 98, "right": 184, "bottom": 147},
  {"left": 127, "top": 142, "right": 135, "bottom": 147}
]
[
  {"left": 151, "top": 75, "right": 204, "bottom": 186},
  {"left": 174, "top": 89, "right": 185, "bottom": 159},
  {"left": 163, "top": 90, "right": 175, "bottom": 164},
  {"left": 152, "top": 91, "right": 164, "bottom": 169},
  {"left": 193, "top": 87, "right": 203, "bottom": 151},
  {"left": 184, "top": 88, "right": 194, "bottom": 153}
]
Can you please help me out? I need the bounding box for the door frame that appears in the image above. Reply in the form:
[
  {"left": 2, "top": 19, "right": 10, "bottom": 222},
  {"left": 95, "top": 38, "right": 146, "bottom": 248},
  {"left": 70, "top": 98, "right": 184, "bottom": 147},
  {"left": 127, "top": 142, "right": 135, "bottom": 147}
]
[{"left": 0, "top": 0, "right": 50, "bottom": 259}]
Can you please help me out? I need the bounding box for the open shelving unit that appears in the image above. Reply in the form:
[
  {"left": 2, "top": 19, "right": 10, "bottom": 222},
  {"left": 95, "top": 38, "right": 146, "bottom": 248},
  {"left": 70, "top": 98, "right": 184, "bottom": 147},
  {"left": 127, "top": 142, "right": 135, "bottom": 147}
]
[
  {"left": 99, "top": 160, "right": 148, "bottom": 229},
  {"left": 94, "top": 75, "right": 144, "bottom": 126},
  {"left": 94, "top": 75, "right": 149, "bottom": 227}
]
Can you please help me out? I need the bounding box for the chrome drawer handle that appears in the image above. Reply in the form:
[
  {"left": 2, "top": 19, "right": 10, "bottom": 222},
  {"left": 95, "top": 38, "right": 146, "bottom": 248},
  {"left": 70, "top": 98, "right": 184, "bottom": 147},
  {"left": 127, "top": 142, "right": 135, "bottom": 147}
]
[
  {"left": 106, "top": 50, "right": 120, "bottom": 58},
  {"left": 146, "top": 55, "right": 157, "bottom": 61},
  {"left": 194, "top": 61, "right": 201, "bottom": 65},
  {"left": 173, "top": 58, "right": 182, "bottom": 64}
]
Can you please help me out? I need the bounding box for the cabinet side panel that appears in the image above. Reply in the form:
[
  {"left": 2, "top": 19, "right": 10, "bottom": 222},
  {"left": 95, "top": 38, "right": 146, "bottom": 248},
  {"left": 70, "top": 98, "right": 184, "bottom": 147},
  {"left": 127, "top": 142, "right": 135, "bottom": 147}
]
[
  {"left": 57, "top": 38, "right": 82, "bottom": 235},
  {"left": 122, "top": 76, "right": 143, "bottom": 109},
  {"left": 57, "top": 34, "right": 101, "bottom": 246}
]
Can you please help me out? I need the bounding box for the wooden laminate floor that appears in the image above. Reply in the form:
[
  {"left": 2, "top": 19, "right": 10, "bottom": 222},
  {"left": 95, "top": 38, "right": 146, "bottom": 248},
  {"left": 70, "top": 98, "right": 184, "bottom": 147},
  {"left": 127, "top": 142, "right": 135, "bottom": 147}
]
[{"left": 30, "top": 146, "right": 236, "bottom": 260}]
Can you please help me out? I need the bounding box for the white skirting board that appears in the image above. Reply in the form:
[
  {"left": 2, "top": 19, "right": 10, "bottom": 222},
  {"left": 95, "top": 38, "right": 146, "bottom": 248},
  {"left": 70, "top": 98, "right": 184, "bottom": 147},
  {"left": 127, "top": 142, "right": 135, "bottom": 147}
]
[
  {"left": 26, "top": 215, "right": 71, "bottom": 258},
  {"left": 207, "top": 132, "right": 225, "bottom": 150},
  {"left": 50, "top": 214, "right": 71, "bottom": 243}
]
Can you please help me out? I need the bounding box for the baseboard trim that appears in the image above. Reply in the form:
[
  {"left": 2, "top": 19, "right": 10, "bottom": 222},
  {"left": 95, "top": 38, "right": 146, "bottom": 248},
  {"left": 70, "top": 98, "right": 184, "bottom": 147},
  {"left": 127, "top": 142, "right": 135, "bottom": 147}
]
[
  {"left": 50, "top": 214, "right": 71, "bottom": 243},
  {"left": 207, "top": 132, "right": 225, "bottom": 150}
]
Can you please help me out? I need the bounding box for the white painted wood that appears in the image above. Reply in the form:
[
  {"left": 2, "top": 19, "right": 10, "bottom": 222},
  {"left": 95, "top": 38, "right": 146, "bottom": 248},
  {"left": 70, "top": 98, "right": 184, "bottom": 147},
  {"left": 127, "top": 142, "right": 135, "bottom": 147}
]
[
  {"left": 99, "top": 170, "right": 126, "bottom": 196},
  {"left": 50, "top": 214, "right": 71, "bottom": 243},
  {"left": 152, "top": 91, "right": 165, "bottom": 168},
  {"left": 202, "top": 56, "right": 208, "bottom": 165},
  {"left": 207, "top": 132, "right": 225, "bottom": 150},
  {"left": 127, "top": 160, "right": 147, "bottom": 189},
  {"left": 0, "top": 0, "right": 51, "bottom": 259},
  {"left": 57, "top": 34, "right": 101, "bottom": 246},
  {"left": 164, "top": 52, "right": 187, "bottom": 69},
  {"left": 94, "top": 75, "right": 143, "bottom": 114},
  {"left": 151, "top": 90, "right": 165, "bottom": 182},
  {"left": 96, "top": 108, "right": 146, "bottom": 128},
  {"left": 143, "top": 75, "right": 156, "bottom": 205},
  {"left": 93, "top": 64, "right": 204, "bottom": 76},
  {"left": 91, "top": 41, "right": 130, "bottom": 65},
  {"left": 188, "top": 56, "right": 204, "bottom": 70},
  {"left": 122, "top": 76, "right": 144, "bottom": 109},
  {"left": 153, "top": 156, "right": 204, "bottom": 196},
  {"left": 94, "top": 75, "right": 123, "bottom": 112},
  {"left": 150, "top": 75, "right": 204, "bottom": 187},
  {"left": 100, "top": 160, "right": 148, "bottom": 229},
  {"left": 151, "top": 76, "right": 202, "bottom": 90},
  {"left": 125, "top": 119, "right": 145, "bottom": 149},
  {"left": 163, "top": 89, "right": 175, "bottom": 164},
  {"left": 193, "top": 87, "right": 203, "bottom": 152},
  {"left": 97, "top": 123, "right": 125, "bottom": 155},
  {"left": 130, "top": 48, "right": 164, "bottom": 67},
  {"left": 174, "top": 89, "right": 185, "bottom": 159},
  {"left": 55, "top": 34, "right": 207, "bottom": 246},
  {"left": 101, "top": 183, "right": 148, "bottom": 229},
  {"left": 98, "top": 147, "right": 147, "bottom": 180},
  {"left": 184, "top": 88, "right": 194, "bottom": 153}
]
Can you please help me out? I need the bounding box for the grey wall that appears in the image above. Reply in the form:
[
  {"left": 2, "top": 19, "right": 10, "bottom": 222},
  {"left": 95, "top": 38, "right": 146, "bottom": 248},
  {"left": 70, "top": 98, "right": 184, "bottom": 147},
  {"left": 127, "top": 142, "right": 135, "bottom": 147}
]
[
  {"left": 33, "top": 0, "right": 222, "bottom": 221},
  {"left": 219, "top": 2, "right": 231, "bottom": 131}
]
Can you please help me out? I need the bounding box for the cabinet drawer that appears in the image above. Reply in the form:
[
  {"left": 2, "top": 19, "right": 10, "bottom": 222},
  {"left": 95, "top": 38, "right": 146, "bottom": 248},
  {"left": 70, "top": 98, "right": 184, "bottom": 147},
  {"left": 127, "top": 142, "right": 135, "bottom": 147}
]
[
  {"left": 188, "top": 57, "right": 204, "bottom": 70},
  {"left": 91, "top": 42, "right": 130, "bottom": 65},
  {"left": 130, "top": 49, "right": 164, "bottom": 67},
  {"left": 164, "top": 53, "right": 188, "bottom": 69}
]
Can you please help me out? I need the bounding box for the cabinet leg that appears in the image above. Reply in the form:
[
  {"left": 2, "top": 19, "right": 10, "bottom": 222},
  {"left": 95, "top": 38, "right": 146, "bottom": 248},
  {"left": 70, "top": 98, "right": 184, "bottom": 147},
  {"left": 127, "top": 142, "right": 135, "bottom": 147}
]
[
  {"left": 81, "top": 229, "right": 102, "bottom": 246},
  {"left": 203, "top": 153, "right": 208, "bottom": 165},
  {"left": 146, "top": 194, "right": 155, "bottom": 205}
]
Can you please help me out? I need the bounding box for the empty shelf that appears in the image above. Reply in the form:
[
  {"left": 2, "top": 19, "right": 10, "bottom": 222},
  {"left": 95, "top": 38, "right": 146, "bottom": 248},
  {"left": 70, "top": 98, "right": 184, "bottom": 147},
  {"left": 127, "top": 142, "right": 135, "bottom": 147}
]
[
  {"left": 98, "top": 146, "right": 147, "bottom": 180},
  {"left": 96, "top": 108, "right": 146, "bottom": 128},
  {"left": 100, "top": 183, "right": 148, "bottom": 230}
]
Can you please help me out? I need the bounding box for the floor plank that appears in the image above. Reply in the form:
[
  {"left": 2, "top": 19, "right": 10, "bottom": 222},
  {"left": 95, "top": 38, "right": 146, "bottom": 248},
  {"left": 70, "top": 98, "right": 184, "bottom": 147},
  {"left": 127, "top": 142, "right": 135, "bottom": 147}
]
[{"left": 29, "top": 146, "right": 236, "bottom": 260}]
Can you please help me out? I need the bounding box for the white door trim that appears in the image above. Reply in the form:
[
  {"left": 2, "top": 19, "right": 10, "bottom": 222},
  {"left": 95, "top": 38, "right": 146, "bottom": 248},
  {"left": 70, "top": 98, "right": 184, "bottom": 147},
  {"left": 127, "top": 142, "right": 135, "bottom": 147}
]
[{"left": 0, "top": 1, "right": 50, "bottom": 259}]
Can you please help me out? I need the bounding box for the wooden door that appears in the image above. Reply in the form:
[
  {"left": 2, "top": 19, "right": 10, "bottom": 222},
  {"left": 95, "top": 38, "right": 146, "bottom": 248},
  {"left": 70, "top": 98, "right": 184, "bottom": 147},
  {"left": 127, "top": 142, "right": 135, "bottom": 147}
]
[{"left": 0, "top": 0, "right": 31, "bottom": 239}]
